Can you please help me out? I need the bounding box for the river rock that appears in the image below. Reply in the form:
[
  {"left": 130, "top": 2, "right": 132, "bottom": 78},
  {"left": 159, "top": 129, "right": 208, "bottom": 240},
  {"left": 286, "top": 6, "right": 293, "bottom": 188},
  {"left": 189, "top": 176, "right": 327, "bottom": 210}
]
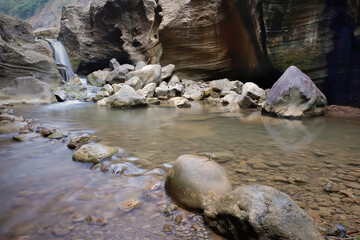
[
  {"left": 65, "top": 75, "right": 88, "bottom": 100},
  {"left": 204, "top": 184, "right": 323, "bottom": 240},
  {"left": 54, "top": 90, "right": 67, "bottom": 102},
  {"left": 126, "top": 65, "right": 162, "bottom": 87},
  {"left": 168, "top": 97, "right": 191, "bottom": 108},
  {"left": 87, "top": 70, "right": 109, "bottom": 87},
  {"left": 106, "top": 63, "right": 135, "bottom": 84},
  {"left": 136, "top": 83, "right": 157, "bottom": 98},
  {"left": 223, "top": 93, "right": 257, "bottom": 108},
  {"left": 183, "top": 81, "right": 205, "bottom": 101},
  {"left": 67, "top": 134, "right": 98, "bottom": 149},
  {"left": 97, "top": 85, "right": 147, "bottom": 108},
  {"left": 135, "top": 61, "right": 146, "bottom": 71},
  {"left": 13, "top": 133, "right": 41, "bottom": 142},
  {"left": 147, "top": 98, "right": 161, "bottom": 105},
  {"left": 124, "top": 76, "right": 142, "bottom": 90},
  {"left": 242, "top": 82, "right": 265, "bottom": 101},
  {"left": 0, "top": 121, "right": 28, "bottom": 134},
  {"left": 168, "top": 75, "right": 184, "bottom": 96},
  {"left": 165, "top": 154, "right": 232, "bottom": 211},
  {"left": 73, "top": 143, "right": 118, "bottom": 163},
  {"left": 95, "top": 91, "right": 110, "bottom": 101},
  {"left": 161, "top": 64, "right": 175, "bottom": 80},
  {"left": 209, "top": 79, "right": 243, "bottom": 94},
  {"left": 155, "top": 82, "right": 169, "bottom": 99},
  {"left": 101, "top": 84, "right": 114, "bottom": 95},
  {"left": 262, "top": 66, "right": 327, "bottom": 118},
  {"left": 47, "top": 129, "right": 69, "bottom": 139}
]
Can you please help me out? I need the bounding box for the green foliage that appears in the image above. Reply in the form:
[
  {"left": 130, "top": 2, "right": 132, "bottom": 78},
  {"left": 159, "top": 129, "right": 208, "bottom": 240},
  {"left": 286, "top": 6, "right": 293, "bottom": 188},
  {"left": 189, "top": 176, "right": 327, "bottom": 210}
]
[{"left": 0, "top": 0, "right": 50, "bottom": 19}]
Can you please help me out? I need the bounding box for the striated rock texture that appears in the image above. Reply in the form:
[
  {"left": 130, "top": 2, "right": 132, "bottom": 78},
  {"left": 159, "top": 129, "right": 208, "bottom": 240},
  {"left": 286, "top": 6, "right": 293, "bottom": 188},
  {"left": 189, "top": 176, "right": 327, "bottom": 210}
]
[
  {"left": 0, "top": 14, "right": 62, "bottom": 90},
  {"left": 59, "top": 0, "right": 162, "bottom": 74}
]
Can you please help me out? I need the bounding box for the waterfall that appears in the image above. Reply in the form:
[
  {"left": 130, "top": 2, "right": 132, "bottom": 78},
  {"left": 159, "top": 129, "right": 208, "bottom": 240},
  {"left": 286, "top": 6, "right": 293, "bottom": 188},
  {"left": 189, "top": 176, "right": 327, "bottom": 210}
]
[{"left": 48, "top": 39, "right": 74, "bottom": 81}]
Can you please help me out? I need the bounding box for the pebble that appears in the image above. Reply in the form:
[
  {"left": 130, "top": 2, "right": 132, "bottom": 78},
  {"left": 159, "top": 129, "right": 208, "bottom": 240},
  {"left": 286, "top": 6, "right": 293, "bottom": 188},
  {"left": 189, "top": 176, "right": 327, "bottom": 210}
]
[
  {"left": 119, "top": 199, "right": 141, "bottom": 212},
  {"left": 341, "top": 175, "right": 358, "bottom": 182},
  {"left": 324, "top": 181, "right": 340, "bottom": 192},
  {"left": 163, "top": 224, "right": 173, "bottom": 233},
  {"left": 273, "top": 176, "right": 288, "bottom": 183}
]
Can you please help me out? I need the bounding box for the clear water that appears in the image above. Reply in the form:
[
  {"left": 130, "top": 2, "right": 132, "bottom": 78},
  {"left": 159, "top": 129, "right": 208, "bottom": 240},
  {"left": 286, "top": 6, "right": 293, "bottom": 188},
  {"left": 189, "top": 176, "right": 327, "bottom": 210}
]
[{"left": 1, "top": 102, "right": 360, "bottom": 239}]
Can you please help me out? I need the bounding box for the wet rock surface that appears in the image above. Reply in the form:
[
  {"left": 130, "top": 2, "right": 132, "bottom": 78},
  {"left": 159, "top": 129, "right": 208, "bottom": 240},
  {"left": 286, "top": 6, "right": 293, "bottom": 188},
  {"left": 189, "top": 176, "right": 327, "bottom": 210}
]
[{"left": 72, "top": 143, "right": 118, "bottom": 163}]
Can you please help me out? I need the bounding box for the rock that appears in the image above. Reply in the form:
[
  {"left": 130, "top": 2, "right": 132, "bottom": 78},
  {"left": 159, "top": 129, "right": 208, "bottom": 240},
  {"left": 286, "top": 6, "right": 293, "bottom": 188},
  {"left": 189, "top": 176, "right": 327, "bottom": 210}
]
[
  {"left": 119, "top": 199, "right": 141, "bottom": 212},
  {"left": 97, "top": 85, "right": 148, "bottom": 108},
  {"left": 109, "top": 58, "right": 121, "bottom": 71},
  {"left": 168, "top": 97, "right": 191, "bottom": 108},
  {"left": 0, "top": 113, "right": 23, "bottom": 121},
  {"left": 101, "top": 84, "right": 114, "bottom": 95},
  {"left": 135, "top": 61, "right": 146, "bottom": 71},
  {"left": 223, "top": 93, "right": 257, "bottom": 108},
  {"left": 126, "top": 65, "right": 162, "bottom": 87},
  {"left": 147, "top": 98, "right": 161, "bottom": 105},
  {"left": 13, "top": 133, "right": 41, "bottom": 142},
  {"left": 324, "top": 181, "right": 340, "bottom": 192},
  {"left": 168, "top": 75, "right": 184, "bottom": 96},
  {"left": 161, "top": 64, "right": 175, "bottom": 80},
  {"left": 47, "top": 129, "right": 69, "bottom": 139},
  {"left": 262, "top": 66, "right": 327, "bottom": 118},
  {"left": 204, "top": 184, "right": 323, "bottom": 240},
  {"left": 137, "top": 83, "right": 157, "bottom": 98},
  {"left": 106, "top": 63, "right": 135, "bottom": 84},
  {"left": 95, "top": 91, "right": 110, "bottom": 101},
  {"left": 242, "top": 82, "right": 265, "bottom": 101},
  {"left": 87, "top": 69, "right": 109, "bottom": 87},
  {"left": 64, "top": 75, "right": 88, "bottom": 100},
  {"left": 0, "top": 14, "right": 62, "bottom": 90},
  {"left": 112, "top": 83, "right": 123, "bottom": 94},
  {"left": 347, "top": 182, "right": 360, "bottom": 190},
  {"left": 183, "top": 81, "right": 205, "bottom": 101},
  {"left": 67, "top": 134, "right": 98, "bottom": 149},
  {"left": 124, "top": 76, "right": 142, "bottom": 90},
  {"left": 0, "top": 77, "right": 57, "bottom": 105},
  {"left": 165, "top": 154, "right": 232, "bottom": 211},
  {"left": 328, "top": 224, "right": 347, "bottom": 238},
  {"left": 0, "top": 121, "right": 28, "bottom": 134},
  {"left": 155, "top": 82, "right": 169, "bottom": 99},
  {"left": 39, "top": 125, "right": 55, "bottom": 137},
  {"left": 54, "top": 90, "right": 67, "bottom": 102},
  {"left": 72, "top": 143, "right": 118, "bottom": 163},
  {"left": 209, "top": 79, "right": 243, "bottom": 94}
]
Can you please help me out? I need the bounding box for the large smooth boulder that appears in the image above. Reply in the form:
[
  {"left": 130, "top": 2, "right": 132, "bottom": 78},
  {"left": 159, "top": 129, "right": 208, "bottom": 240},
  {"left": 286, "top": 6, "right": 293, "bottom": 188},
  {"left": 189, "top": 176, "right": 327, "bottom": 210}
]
[
  {"left": 0, "top": 14, "right": 62, "bottom": 91},
  {"left": 204, "top": 184, "right": 323, "bottom": 240},
  {"left": 165, "top": 154, "right": 232, "bottom": 211},
  {"left": 73, "top": 143, "right": 118, "bottom": 163},
  {"left": 126, "top": 65, "right": 161, "bottom": 87},
  {"left": 97, "top": 85, "right": 147, "bottom": 108},
  {"left": 0, "top": 77, "right": 57, "bottom": 104},
  {"left": 262, "top": 66, "right": 327, "bottom": 118}
]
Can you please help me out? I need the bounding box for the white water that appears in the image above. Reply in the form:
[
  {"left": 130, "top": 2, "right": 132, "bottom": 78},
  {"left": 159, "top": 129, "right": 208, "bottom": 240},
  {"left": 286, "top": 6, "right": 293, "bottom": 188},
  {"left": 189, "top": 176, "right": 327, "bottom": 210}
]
[{"left": 47, "top": 39, "right": 73, "bottom": 70}]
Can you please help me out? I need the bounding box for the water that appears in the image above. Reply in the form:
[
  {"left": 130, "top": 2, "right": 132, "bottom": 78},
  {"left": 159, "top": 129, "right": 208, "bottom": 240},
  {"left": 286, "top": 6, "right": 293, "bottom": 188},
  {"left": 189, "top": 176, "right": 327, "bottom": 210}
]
[
  {"left": 1, "top": 103, "right": 360, "bottom": 239},
  {"left": 47, "top": 39, "right": 75, "bottom": 81}
]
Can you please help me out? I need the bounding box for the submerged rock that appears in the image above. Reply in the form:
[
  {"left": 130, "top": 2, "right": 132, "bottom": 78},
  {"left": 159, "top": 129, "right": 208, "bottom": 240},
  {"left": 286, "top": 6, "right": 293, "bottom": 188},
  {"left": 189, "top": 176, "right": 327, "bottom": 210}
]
[
  {"left": 165, "top": 154, "right": 232, "bottom": 211},
  {"left": 67, "top": 134, "right": 98, "bottom": 149},
  {"left": 72, "top": 143, "right": 118, "bottom": 163},
  {"left": 204, "top": 184, "right": 323, "bottom": 240},
  {"left": 97, "top": 85, "right": 148, "bottom": 108},
  {"left": 0, "top": 121, "right": 28, "bottom": 134},
  {"left": 47, "top": 129, "right": 69, "bottom": 139},
  {"left": 262, "top": 66, "right": 327, "bottom": 118},
  {"left": 13, "top": 133, "right": 41, "bottom": 142}
]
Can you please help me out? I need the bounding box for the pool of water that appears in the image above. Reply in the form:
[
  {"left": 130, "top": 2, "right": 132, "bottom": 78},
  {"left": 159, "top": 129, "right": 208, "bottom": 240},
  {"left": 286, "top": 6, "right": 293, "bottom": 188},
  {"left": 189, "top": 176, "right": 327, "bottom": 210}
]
[{"left": 1, "top": 101, "right": 360, "bottom": 239}]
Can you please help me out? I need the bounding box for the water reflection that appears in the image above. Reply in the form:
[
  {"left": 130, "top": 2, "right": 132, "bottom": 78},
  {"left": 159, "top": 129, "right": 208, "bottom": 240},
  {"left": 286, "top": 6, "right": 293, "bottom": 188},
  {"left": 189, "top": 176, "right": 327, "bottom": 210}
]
[{"left": 262, "top": 116, "right": 325, "bottom": 152}]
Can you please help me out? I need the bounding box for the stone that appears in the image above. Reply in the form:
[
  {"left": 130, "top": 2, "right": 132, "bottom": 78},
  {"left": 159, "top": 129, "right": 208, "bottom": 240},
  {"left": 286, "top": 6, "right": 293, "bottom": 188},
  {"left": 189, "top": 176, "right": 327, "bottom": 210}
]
[
  {"left": 155, "top": 82, "right": 169, "bottom": 99},
  {"left": 204, "top": 185, "right": 323, "bottom": 240},
  {"left": 39, "top": 125, "right": 55, "bottom": 137},
  {"left": 95, "top": 91, "right": 110, "bottom": 101},
  {"left": 168, "top": 75, "right": 184, "bottom": 96},
  {"left": 124, "top": 76, "right": 142, "bottom": 90},
  {"left": 262, "top": 66, "right": 327, "bottom": 118},
  {"left": 101, "top": 84, "right": 114, "bottom": 95},
  {"left": 0, "top": 121, "right": 28, "bottom": 134},
  {"left": 119, "top": 199, "right": 141, "bottom": 212},
  {"left": 72, "top": 143, "right": 118, "bottom": 163},
  {"left": 147, "top": 97, "right": 161, "bottom": 105},
  {"left": 54, "top": 90, "right": 67, "bottom": 102},
  {"left": 223, "top": 93, "right": 257, "bottom": 108},
  {"left": 168, "top": 97, "right": 191, "bottom": 108},
  {"left": 209, "top": 79, "right": 243, "bottom": 94},
  {"left": 97, "top": 85, "right": 148, "bottom": 108},
  {"left": 67, "top": 134, "right": 98, "bottom": 149},
  {"left": 165, "top": 154, "right": 232, "bottom": 211},
  {"left": 137, "top": 83, "right": 157, "bottom": 98},
  {"left": 112, "top": 83, "right": 123, "bottom": 94},
  {"left": 106, "top": 63, "right": 135, "bottom": 84},
  {"left": 242, "top": 82, "right": 265, "bottom": 101},
  {"left": 87, "top": 69, "right": 109, "bottom": 87},
  {"left": 324, "top": 181, "right": 340, "bottom": 192},
  {"left": 126, "top": 65, "right": 162, "bottom": 87},
  {"left": 47, "top": 130, "right": 69, "bottom": 139},
  {"left": 13, "top": 133, "right": 41, "bottom": 142},
  {"left": 347, "top": 182, "right": 360, "bottom": 190},
  {"left": 64, "top": 75, "right": 88, "bottom": 100},
  {"left": 183, "top": 81, "right": 205, "bottom": 101},
  {"left": 0, "top": 77, "right": 57, "bottom": 105},
  {"left": 135, "top": 61, "right": 146, "bottom": 71},
  {"left": 161, "top": 64, "right": 175, "bottom": 80}
]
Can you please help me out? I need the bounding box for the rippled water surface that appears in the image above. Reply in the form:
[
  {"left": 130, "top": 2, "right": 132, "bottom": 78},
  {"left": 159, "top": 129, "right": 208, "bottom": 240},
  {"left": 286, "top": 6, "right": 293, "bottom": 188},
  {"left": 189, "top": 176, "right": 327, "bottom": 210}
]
[{"left": 1, "top": 102, "right": 360, "bottom": 239}]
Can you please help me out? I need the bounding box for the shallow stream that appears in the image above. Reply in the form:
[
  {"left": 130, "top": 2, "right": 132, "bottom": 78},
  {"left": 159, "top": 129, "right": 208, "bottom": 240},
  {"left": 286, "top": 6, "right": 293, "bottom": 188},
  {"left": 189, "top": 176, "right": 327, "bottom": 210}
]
[{"left": 0, "top": 102, "right": 360, "bottom": 239}]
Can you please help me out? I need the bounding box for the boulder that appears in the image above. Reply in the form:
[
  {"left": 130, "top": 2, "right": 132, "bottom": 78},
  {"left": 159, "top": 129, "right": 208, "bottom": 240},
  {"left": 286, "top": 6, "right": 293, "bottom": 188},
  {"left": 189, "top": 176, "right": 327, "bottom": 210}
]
[
  {"left": 126, "top": 65, "right": 161, "bottom": 87},
  {"left": 135, "top": 61, "right": 147, "bottom": 71},
  {"left": 106, "top": 63, "right": 135, "bottom": 84},
  {"left": 87, "top": 69, "right": 109, "bottom": 87},
  {"left": 209, "top": 79, "right": 243, "bottom": 94},
  {"left": 136, "top": 83, "right": 157, "bottom": 98},
  {"left": 73, "top": 143, "right": 118, "bottom": 163},
  {"left": 13, "top": 133, "right": 41, "bottom": 142},
  {"left": 47, "top": 129, "right": 69, "bottom": 139},
  {"left": 54, "top": 90, "right": 67, "bottom": 102},
  {"left": 124, "top": 76, "right": 142, "bottom": 90},
  {"left": 67, "top": 134, "right": 98, "bottom": 149},
  {"left": 168, "top": 97, "right": 191, "bottom": 108},
  {"left": 165, "top": 154, "right": 232, "bottom": 211},
  {"left": 101, "top": 84, "right": 114, "bottom": 95},
  {"left": 155, "top": 82, "right": 169, "bottom": 99},
  {"left": 0, "top": 121, "right": 28, "bottom": 134},
  {"left": 161, "top": 64, "right": 175, "bottom": 80},
  {"left": 262, "top": 66, "right": 327, "bottom": 118},
  {"left": 223, "top": 93, "right": 257, "bottom": 108},
  {"left": 97, "top": 85, "right": 148, "bottom": 108},
  {"left": 0, "top": 77, "right": 57, "bottom": 105},
  {"left": 64, "top": 75, "right": 88, "bottom": 100},
  {"left": 95, "top": 90, "right": 110, "bottom": 101},
  {"left": 242, "top": 82, "right": 266, "bottom": 101},
  {"left": 183, "top": 81, "right": 205, "bottom": 101},
  {"left": 168, "top": 75, "right": 184, "bottom": 96},
  {"left": 204, "top": 184, "right": 323, "bottom": 240}
]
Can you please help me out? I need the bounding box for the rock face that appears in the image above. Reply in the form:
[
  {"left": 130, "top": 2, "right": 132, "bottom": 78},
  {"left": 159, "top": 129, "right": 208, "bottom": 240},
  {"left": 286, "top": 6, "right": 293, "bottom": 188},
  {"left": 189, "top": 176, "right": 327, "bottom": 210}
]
[
  {"left": 165, "top": 154, "right": 232, "bottom": 211},
  {"left": 97, "top": 85, "right": 147, "bottom": 108},
  {"left": 262, "top": 66, "right": 327, "bottom": 118},
  {"left": 0, "top": 14, "right": 62, "bottom": 91},
  {"left": 204, "top": 184, "right": 323, "bottom": 240},
  {"left": 0, "top": 77, "right": 57, "bottom": 104}
]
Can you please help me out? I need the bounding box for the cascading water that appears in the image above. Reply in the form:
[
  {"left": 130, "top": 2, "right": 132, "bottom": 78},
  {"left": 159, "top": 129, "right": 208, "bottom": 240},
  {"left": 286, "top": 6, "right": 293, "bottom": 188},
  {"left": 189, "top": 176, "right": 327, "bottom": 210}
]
[{"left": 48, "top": 39, "right": 75, "bottom": 81}]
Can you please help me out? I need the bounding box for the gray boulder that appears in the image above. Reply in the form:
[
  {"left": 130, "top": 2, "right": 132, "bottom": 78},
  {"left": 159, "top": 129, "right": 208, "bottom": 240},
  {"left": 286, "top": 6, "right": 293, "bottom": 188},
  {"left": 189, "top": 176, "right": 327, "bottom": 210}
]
[
  {"left": 87, "top": 69, "right": 109, "bottom": 87},
  {"left": 106, "top": 63, "right": 134, "bottom": 84},
  {"left": 165, "top": 154, "right": 232, "bottom": 211},
  {"left": 126, "top": 65, "right": 161, "bottom": 87},
  {"left": 262, "top": 66, "right": 327, "bottom": 118},
  {"left": 155, "top": 82, "right": 169, "bottom": 99},
  {"left": 209, "top": 79, "right": 243, "bottom": 94},
  {"left": 242, "top": 82, "right": 266, "bottom": 101},
  {"left": 161, "top": 64, "right": 175, "bottom": 80},
  {"left": 97, "top": 85, "right": 147, "bottom": 108},
  {"left": 223, "top": 93, "right": 257, "bottom": 108},
  {"left": 13, "top": 132, "right": 41, "bottom": 142},
  {"left": 168, "top": 75, "right": 184, "bottom": 96},
  {"left": 168, "top": 97, "right": 191, "bottom": 108},
  {"left": 136, "top": 83, "right": 157, "bottom": 98},
  {"left": 204, "top": 184, "right": 323, "bottom": 240},
  {"left": 68, "top": 134, "right": 98, "bottom": 149},
  {"left": 135, "top": 61, "right": 146, "bottom": 71},
  {"left": 73, "top": 143, "right": 118, "bottom": 163},
  {"left": 95, "top": 90, "right": 110, "bottom": 101},
  {"left": 0, "top": 77, "right": 57, "bottom": 105},
  {"left": 183, "top": 80, "right": 205, "bottom": 101},
  {"left": 124, "top": 76, "right": 142, "bottom": 90},
  {"left": 65, "top": 75, "right": 88, "bottom": 100}
]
